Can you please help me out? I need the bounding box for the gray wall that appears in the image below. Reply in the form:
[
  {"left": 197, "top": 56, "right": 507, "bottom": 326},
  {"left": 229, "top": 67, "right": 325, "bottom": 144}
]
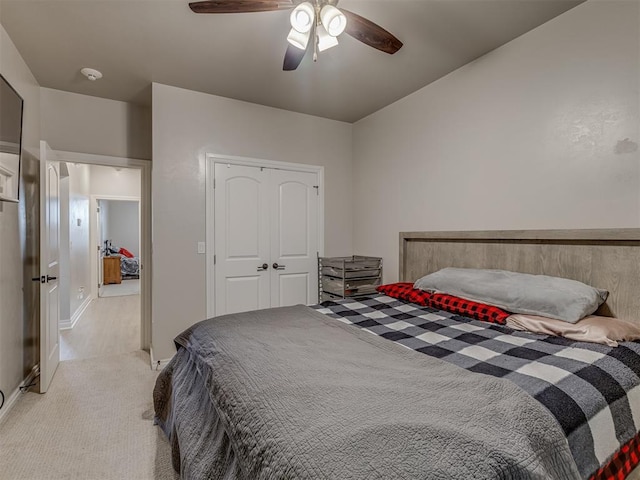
[
  {"left": 352, "top": 1, "right": 640, "bottom": 282},
  {"left": 152, "top": 83, "right": 353, "bottom": 360},
  {"left": 40, "top": 88, "right": 151, "bottom": 160},
  {"left": 0, "top": 24, "right": 41, "bottom": 403},
  {"left": 104, "top": 200, "right": 139, "bottom": 257}
]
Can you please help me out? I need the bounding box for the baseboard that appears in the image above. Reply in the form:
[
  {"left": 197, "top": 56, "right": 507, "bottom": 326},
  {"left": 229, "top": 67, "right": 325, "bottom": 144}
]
[
  {"left": 150, "top": 344, "right": 174, "bottom": 371},
  {"left": 60, "top": 296, "right": 92, "bottom": 331},
  {"left": 0, "top": 367, "right": 39, "bottom": 426}
]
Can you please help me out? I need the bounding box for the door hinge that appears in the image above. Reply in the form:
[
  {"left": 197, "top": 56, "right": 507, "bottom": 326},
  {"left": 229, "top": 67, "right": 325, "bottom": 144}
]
[
  {"left": 213, "top": 255, "right": 216, "bottom": 265},
  {"left": 313, "top": 185, "right": 319, "bottom": 195},
  {"left": 213, "top": 178, "right": 216, "bottom": 189}
]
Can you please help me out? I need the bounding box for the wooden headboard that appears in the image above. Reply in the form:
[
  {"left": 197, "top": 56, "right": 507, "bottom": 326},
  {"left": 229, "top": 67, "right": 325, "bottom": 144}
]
[{"left": 399, "top": 229, "right": 640, "bottom": 322}]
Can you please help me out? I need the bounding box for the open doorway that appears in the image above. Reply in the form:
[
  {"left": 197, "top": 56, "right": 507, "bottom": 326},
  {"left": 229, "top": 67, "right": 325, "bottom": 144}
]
[
  {"left": 57, "top": 161, "right": 147, "bottom": 361},
  {"left": 97, "top": 198, "right": 141, "bottom": 298}
]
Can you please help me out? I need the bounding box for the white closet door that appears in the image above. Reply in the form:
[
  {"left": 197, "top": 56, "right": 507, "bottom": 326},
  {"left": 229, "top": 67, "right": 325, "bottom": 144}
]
[
  {"left": 270, "top": 169, "right": 318, "bottom": 307},
  {"left": 214, "top": 164, "right": 270, "bottom": 316}
]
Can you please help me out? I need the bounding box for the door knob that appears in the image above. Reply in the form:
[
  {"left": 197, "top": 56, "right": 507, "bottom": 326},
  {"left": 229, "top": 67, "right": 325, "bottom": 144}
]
[
  {"left": 46, "top": 275, "right": 58, "bottom": 282},
  {"left": 272, "top": 263, "right": 285, "bottom": 270},
  {"left": 257, "top": 263, "right": 269, "bottom": 271}
]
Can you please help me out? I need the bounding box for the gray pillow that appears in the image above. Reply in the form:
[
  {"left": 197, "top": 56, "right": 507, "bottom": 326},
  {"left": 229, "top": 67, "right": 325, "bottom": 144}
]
[{"left": 413, "top": 268, "right": 608, "bottom": 323}]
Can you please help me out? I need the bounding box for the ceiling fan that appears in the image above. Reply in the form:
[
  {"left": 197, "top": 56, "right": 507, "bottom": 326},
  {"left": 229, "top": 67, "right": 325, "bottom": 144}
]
[{"left": 188, "top": 0, "right": 403, "bottom": 71}]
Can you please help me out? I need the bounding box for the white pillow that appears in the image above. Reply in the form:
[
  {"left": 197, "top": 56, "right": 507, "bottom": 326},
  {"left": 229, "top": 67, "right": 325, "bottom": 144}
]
[
  {"left": 414, "top": 268, "right": 608, "bottom": 323},
  {"left": 506, "top": 314, "right": 640, "bottom": 347}
]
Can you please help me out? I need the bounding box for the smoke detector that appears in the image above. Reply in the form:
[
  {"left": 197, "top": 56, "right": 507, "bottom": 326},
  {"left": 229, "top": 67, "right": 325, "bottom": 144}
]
[{"left": 80, "top": 67, "right": 103, "bottom": 81}]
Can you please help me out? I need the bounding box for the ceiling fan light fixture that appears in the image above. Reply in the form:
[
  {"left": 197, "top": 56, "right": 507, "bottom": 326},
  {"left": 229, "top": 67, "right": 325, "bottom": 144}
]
[
  {"left": 320, "top": 5, "right": 347, "bottom": 37},
  {"left": 287, "top": 28, "right": 310, "bottom": 50},
  {"left": 317, "top": 24, "right": 339, "bottom": 52},
  {"left": 290, "top": 2, "right": 315, "bottom": 34}
]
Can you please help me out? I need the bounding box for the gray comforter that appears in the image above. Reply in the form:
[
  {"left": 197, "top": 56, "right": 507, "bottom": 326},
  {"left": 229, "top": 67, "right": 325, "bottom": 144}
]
[{"left": 154, "top": 305, "right": 581, "bottom": 480}]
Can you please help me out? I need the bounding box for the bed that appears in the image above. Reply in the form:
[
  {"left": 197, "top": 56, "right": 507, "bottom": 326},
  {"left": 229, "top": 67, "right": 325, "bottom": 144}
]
[
  {"left": 119, "top": 255, "right": 140, "bottom": 279},
  {"left": 154, "top": 229, "right": 640, "bottom": 480}
]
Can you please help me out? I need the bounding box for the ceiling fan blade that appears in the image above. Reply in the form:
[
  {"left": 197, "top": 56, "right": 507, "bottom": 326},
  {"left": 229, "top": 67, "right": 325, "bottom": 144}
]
[
  {"left": 189, "top": 0, "right": 294, "bottom": 14},
  {"left": 341, "top": 8, "right": 403, "bottom": 55},
  {"left": 283, "top": 44, "right": 307, "bottom": 71}
]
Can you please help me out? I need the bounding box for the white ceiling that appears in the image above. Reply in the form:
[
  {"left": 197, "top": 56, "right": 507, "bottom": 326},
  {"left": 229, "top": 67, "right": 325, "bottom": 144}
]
[{"left": 0, "top": 0, "right": 583, "bottom": 122}]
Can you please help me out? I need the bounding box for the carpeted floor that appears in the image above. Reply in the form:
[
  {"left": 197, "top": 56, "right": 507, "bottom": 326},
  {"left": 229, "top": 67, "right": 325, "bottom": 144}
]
[
  {"left": 0, "top": 351, "right": 178, "bottom": 480},
  {"left": 100, "top": 279, "right": 140, "bottom": 298},
  {"left": 60, "top": 295, "right": 140, "bottom": 362}
]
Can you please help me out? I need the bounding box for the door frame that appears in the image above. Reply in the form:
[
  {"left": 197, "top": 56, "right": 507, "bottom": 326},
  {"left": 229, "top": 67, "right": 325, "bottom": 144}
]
[
  {"left": 205, "top": 153, "right": 325, "bottom": 318},
  {"left": 53, "top": 150, "right": 152, "bottom": 353}
]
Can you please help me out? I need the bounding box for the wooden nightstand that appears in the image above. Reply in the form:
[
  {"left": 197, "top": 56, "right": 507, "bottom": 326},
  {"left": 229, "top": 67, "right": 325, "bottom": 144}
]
[{"left": 103, "top": 256, "right": 122, "bottom": 284}]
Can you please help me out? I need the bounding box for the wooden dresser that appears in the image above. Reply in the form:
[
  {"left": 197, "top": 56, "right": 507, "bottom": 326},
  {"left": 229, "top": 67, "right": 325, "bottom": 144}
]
[{"left": 103, "top": 256, "right": 122, "bottom": 284}]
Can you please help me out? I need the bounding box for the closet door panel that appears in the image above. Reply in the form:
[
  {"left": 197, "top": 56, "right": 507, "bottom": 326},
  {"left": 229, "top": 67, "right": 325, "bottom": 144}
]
[
  {"left": 214, "top": 164, "right": 270, "bottom": 316},
  {"left": 270, "top": 169, "right": 319, "bottom": 307}
]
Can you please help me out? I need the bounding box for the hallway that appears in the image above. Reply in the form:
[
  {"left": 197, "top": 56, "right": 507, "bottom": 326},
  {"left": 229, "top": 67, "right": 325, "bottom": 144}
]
[{"left": 60, "top": 293, "right": 140, "bottom": 361}]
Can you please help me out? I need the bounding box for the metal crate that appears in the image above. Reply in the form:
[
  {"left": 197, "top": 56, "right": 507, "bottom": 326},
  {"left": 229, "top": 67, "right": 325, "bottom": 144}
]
[{"left": 318, "top": 255, "right": 382, "bottom": 300}]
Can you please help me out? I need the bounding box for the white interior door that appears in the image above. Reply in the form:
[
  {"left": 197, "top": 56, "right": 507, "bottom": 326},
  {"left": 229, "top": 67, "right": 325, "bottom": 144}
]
[
  {"left": 214, "top": 163, "right": 270, "bottom": 315},
  {"left": 39, "top": 141, "right": 60, "bottom": 392},
  {"left": 270, "top": 169, "right": 318, "bottom": 307}
]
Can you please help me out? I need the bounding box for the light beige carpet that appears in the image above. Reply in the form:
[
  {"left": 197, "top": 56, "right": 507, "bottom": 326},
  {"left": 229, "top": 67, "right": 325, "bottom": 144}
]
[
  {"left": 100, "top": 279, "right": 140, "bottom": 298},
  {"left": 0, "top": 351, "right": 178, "bottom": 480}
]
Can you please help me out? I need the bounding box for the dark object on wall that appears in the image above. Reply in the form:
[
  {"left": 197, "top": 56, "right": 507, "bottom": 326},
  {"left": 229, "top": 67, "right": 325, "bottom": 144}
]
[{"left": 0, "top": 74, "right": 24, "bottom": 203}]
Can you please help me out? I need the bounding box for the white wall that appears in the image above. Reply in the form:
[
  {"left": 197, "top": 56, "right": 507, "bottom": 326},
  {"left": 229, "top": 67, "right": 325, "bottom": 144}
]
[
  {"left": 0, "top": 23, "right": 41, "bottom": 402},
  {"left": 352, "top": 1, "right": 640, "bottom": 282},
  {"left": 104, "top": 200, "right": 139, "bottom": 257},
  {"left": 59, "top": 176, "right": 70, "bottom": 322},
  {"left": 152, "top": 83, "right": 353, "bottom": 360},
  {"left": 41, "top": 88, "right": 151, "bottom": 160},
  {"left": 90, "top": 165, "right": 141, "bottom": 197},
  {"left": 68, "top": 164, "right": 91, "bottom": 317},
  {"left": 98, "top": 199, "right": 109, "bottom": 250}
]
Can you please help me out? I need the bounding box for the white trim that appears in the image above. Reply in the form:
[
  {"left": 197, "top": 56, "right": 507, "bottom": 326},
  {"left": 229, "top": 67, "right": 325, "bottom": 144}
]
[
  {"left": 0, "top": 385, "right": 23, "bottom": 426},
  {"left": 59, "top": 295, "right": 92, "bottom": 331},
  {"left": 206, "top": 153, "right": 325, "bottom": 174},
  {"left": 92, "top": 194, "right": 141, "bottom": 202},
  {"left": 205, "top": 154, "right": 325, "bottom": 319},
  {"left": 150, "top": 344, "right": 174, "bottom": 370},
  {"left": 53, "top": 149, "right": 152, "bottom": 352},
  {"left": 0, "top": 369, "right": 39, "bottom": 426},
  {"left": 205, "top": 159, "right": 215, "bottom": 319},
  {"left": 53, "top": 150, "right": 149, "bottom": 168}
]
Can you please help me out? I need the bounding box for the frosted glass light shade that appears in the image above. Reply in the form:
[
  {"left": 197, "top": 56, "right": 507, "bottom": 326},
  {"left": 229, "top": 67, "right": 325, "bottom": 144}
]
[
  {"left": 317, "top": 24, "right": 339, "bottom": 52},
  {"left": 320, "top": 5, "right": 346, "bottom": 37},
  {"left": 287, "top": 28, "right": 310, "bottom": 50},
  {"left": 290, "top": 2, "right": 315, "bottom": 34}
]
